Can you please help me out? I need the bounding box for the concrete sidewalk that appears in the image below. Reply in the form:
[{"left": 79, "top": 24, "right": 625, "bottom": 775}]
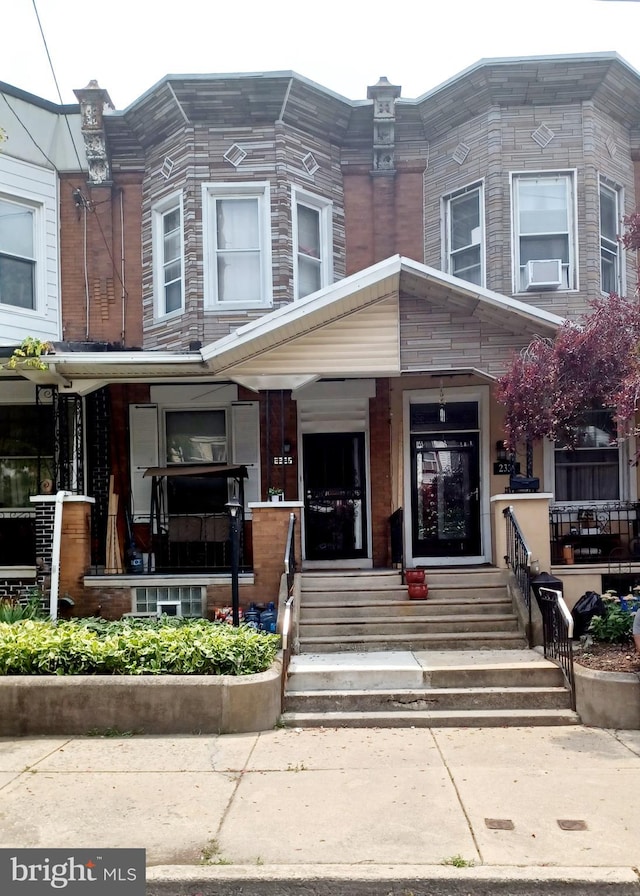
[{"left": 1, "top": 725, "right": 640, "bottom": 893}]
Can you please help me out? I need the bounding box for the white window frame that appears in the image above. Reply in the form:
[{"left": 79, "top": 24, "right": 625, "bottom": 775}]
[
  {"left": 511, "top": 170, "right": 578, "bottom": 294},
  {"left": 441, "top": 182, "right": 485, "bottom": 288},
  {"left": 202, "top": 181, "right": 272, "bottom": 309},
  {"left": 0, "top": 192, "right": 42, "bottom": 313},
  {"left": 152, "top": 191, "right": 184, "bottom": 319},
  {"left": 599, "top": 177, "right": 624, "bottom": 297},
  {"left": 163, "top": 407, "right": 228, "bottom": 466},
  {"left": 292, "top": 187, "right": 333, "bottom": 299}
]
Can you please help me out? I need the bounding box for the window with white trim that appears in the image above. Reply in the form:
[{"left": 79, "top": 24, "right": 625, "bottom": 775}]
[
  {"left": 599, "top": 179, "right": 623, "bottom": 296},
  {"left": 292, "top": 188, "right": 333, "bottom": 298},
  {"left": 152, "top": 193, "right": 184, "bottom": 317},
  {"left": 554, "top": 409, "right": 619, "bottom": 502},
  {"left": 203, "top": 182, "right": 272, "bottom": 308},
  {"left": 0, "top": 196, "right": 36, "bottom": 309},
  {"left": 512, "top": 172, "right": 576, "bottom": 292},
  {"left": 443, "top": 183, "right": 484, "bottom": 287}
]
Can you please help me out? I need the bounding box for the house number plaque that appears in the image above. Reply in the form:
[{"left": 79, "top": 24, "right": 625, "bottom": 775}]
[{"left": 273, "top": 456, "right": 293, "bottom": 465}]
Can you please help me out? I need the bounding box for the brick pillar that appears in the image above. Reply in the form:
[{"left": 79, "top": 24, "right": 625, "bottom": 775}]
[{"left": 251, "top": 503, "right": 303, "bottom": 602}]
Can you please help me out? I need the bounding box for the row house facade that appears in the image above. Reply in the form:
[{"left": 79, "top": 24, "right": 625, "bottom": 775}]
[{"left": 2, "top": 52, "right": 640, "bottom": 618}]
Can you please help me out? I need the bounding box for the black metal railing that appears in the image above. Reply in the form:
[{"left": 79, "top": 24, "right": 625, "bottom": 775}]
[
  {"left": 284, "top": 512, "right": 297, "bottom": 596},
  {"left": 503, "top": 505, "right": 532, "bottom": 644},
  {"left": 538, "top": 586, "right": 576, "bottom": 710},
  {"left": 389, "top": 507, "right": 403, "bottom": 568},
  {"left": 88, "top": 511, "right": 242, "bottom": 575},
  {"left": 549, "top": 502, "right": 640, "bottom": 565}
]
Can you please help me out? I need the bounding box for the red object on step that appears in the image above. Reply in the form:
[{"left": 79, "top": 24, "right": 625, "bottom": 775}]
[
  {"left": 404, "top": 569, "right": 425, "bottom": 584},
  {"left": 407, "top": 582, "right": 428, "bottom": 600}
]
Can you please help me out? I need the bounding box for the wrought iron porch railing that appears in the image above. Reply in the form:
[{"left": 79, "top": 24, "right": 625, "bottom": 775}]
[
  {"left": 538, "top": 586, "right": 576, "bottom": 710},
  {"left": 280, "top": 512, "right": 298, "bottom": 709},
  {"left": 503, "top": 505, "right": 532, "bottom": 646},
  {"left": 549, "top": 502, "right": 640, "bottom": 565},
  {"left": 87, "top": 512, "right": 243, "bottom": 575}
]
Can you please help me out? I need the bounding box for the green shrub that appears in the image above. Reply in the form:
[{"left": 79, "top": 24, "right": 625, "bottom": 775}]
[
  {"left": 0, "top": 589, "right": 47, "bottom": 623},
  {"left": 588, "top": 603, "right": 634, "bottom": 644},
  {"left": 0, "top": 618, "right": 279, "bottom": 676}
]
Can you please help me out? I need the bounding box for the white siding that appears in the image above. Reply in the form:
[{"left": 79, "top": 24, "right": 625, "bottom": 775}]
[{"left": 0, "top": 155, "right": 60, "bottom": 344}]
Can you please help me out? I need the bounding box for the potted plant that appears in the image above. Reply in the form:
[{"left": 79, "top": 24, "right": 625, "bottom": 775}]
[{"left": 268, "top": 487, "right": 284, "bottom": 503}]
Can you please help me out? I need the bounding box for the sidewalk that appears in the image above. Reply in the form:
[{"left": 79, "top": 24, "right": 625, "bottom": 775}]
[{"left": 1, "top": 725, "right": 640, "bottom": 893}]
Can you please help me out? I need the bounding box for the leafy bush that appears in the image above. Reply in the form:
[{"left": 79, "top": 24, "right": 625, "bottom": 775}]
[
  {"left": 588, "top": 603, "right": 634, "bottom": 644},
  {"left": 0, "top": 617, "right": 279, "bottom": 676},
  {"left": 0, "top": 589, "right": 47, "bottom": 623}
]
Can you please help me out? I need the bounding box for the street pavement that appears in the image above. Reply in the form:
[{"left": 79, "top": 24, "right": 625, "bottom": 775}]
[{"left": 1, "top": 725, "right": 640, "bottom": 894}]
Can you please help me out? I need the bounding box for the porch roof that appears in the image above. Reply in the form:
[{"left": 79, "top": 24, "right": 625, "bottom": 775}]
[{"left": 2, "top": 256, "right": 563, "bottom": 391}]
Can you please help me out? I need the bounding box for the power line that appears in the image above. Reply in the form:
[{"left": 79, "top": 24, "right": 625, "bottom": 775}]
[{"left": 31, "top": 0, "right": 85, "bottom": 173}]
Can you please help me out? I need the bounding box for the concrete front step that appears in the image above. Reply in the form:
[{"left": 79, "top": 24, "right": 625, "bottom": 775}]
[
  {"left": 301, "top": 588, "right": 511, "bottom": 604},
  {"left": 286, "top": 658, "right": 566, "bottom": 692},
  {"left": 279, "top": 708, "right": 580, "bottom": 728},
  {"left": 299, "top": 615, "right": 520, "bottom": 637},
  {"left": 298, "top": 632, "right": 528, "bottom": 652},
  {"left": 301, "top": 600, "right": 513, "bottom": 621},
  {"left": 284, "top": 686, "right": 573, "bottom": 713}
]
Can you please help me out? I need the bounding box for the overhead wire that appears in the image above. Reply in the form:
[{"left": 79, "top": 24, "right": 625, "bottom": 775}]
[{"left": 1, "top": 1, "right": 131, "bottom": 319}]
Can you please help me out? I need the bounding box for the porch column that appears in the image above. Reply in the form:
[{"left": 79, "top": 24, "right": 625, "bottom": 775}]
[
  {"left": 250, "top": 502, "right": 303, "bottom": 601},
  {"left": 491, "top": 493, "right": 553, "bottom": 572}
]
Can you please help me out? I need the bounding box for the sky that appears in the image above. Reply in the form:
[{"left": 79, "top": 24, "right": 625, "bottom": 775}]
[{"left": 4, "top": 0, "right": 640, "bottom": 110}]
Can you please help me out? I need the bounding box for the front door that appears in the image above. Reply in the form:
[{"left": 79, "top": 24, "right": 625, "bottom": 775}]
[
  {"left": 408, "top": 391, "right": 482, "bottom": 561},
  {"left": 303, "top": 432, "right": 368, "bottom": 561},
  {"left": 410, "top": 431, "right": 481, "bottom": 559}
]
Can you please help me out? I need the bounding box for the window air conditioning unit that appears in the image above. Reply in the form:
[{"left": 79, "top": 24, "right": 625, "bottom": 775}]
[{"left": 524, "top": 259, "right": 563, "bottom": 291}]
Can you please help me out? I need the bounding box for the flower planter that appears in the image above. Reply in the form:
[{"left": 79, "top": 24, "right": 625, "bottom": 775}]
[
  {"left": 405, "top": 569, "right": 425, "bottom": 584},
  {"left": 407, "top": 582, "right": 428, "bottom": 600},
  {"left": 269, "top": 493, "right": 284, "bottom": 502}
]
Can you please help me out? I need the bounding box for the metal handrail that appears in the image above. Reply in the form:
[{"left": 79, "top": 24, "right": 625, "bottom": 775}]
[
  {"left": 538, "top": 586, "right": 575, "bottom": 710},
  {"left": 503, "top": 505, "right": 533, "bottom": 645},
  {"left": 284, "top": 512, "right": 297, "bottom": 594}
]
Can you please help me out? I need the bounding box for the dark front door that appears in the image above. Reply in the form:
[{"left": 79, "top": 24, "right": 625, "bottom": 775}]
[
  {"left": 303, "top": 432, "right": 367, "bottom": 561},
  {"left": 411, "top": 433, "right": 481, "bottom": 558}
]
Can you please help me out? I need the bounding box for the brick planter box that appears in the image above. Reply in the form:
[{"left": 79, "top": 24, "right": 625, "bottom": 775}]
[
  {"left": 574, "top": 663, "right": 640, "bottom": 729},
  {"left": 0, "top": 658, "right": 282, "bottom": 736}
]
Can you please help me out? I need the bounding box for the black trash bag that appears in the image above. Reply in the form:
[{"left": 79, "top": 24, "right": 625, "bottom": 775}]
[{"left": 571, "top": 591, "right": 607, "bottom": 638}]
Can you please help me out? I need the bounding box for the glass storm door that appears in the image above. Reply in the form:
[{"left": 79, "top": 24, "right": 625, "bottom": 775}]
[
  {"left": 303, "top": 432, "right": 367, "bottom": 561},
  {"left": 411, "top": 433, "right": 481, "bottom": 558}
]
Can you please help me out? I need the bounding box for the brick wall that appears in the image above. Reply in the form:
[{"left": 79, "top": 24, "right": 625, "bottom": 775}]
[
  {"left": 59, "top": 173, "right": 143, "bottom": 347},
  {"left": 251, "top": 504, "right": 302, "bottom": 604}
]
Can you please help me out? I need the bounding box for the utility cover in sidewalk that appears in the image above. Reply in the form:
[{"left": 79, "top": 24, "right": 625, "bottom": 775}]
[
  {"left": 557, "top": 819, "right": 588, "bottom": 830},
  {"left": 484, "top": 818, "right": 515, "bottom": 830}
]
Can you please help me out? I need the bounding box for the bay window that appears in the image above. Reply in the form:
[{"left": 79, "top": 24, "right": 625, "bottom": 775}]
[
  {"left": 292, "top": 188, "right": 333, "bottom": 298},
  {"left": 203, "top": 182, "right": 272, "bottom": 308},
  {"left": 600, "top": 179, "right": 623, "bottom": 296},
  {"left": 443, "top": 183, "right": 484, "bottom": 287},
  {"left": 512, "top": 172, "right": 576, "bottom": 293},
  {"left": 152, "top": 193, "right": 184, "bottom": 317}
]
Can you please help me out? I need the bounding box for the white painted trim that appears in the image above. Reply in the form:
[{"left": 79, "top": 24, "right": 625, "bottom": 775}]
[
  {"left": 151, "top": 189, "right": 184, "bottom": 320},
  {"left": 291, "top": 186, "right": 333, "bottom": 299},
  {"left": 402, "top": 386, "right": 491, "bottom": 567},
  {"left": 510, "top": 169, "right": 579, "bottom": 295},
  {"left": 442, "top": 180, "right": 486, "bottom": 289}
]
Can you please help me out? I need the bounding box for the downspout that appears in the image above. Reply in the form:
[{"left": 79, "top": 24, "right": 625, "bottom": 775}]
[{"left": 49, "top": 491, "right": 70, "bottom": 621}]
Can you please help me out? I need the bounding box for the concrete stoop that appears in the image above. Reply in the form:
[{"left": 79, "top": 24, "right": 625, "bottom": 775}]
[
  {"left": 298, "top": 568, "right": 528, "bottom": 653},
  {"left": 281, "top": 649, "right": 579, "bottom": 728},
  {"left": 285, "top": 569, "right": 578, "bottom": 728}
]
